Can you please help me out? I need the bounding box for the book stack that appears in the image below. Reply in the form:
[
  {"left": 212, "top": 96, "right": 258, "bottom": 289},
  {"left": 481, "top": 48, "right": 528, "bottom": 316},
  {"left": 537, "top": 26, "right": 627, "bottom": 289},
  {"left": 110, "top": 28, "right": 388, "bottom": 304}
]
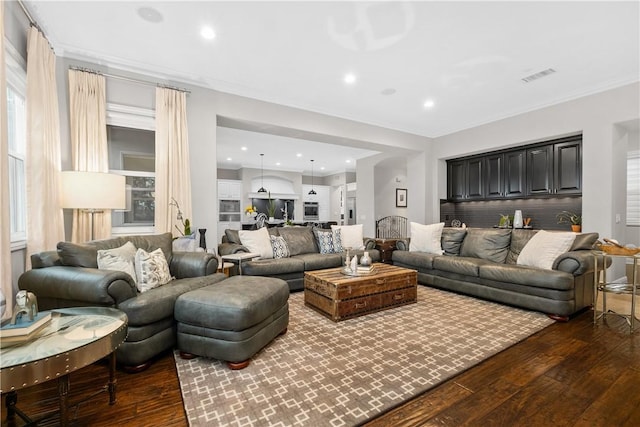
[
  {"left": 0, "top": 312, "right": 52, "bottom": 347},
  {"left": 357, "top": 265, "right": 376, "bottom": 274}
]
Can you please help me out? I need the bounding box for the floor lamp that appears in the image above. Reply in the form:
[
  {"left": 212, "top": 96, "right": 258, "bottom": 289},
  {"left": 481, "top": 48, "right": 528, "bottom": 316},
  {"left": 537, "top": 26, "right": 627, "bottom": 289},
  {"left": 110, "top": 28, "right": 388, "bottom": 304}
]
[{"left": 60, "top": 171, "right": 126, "bottom": 241}]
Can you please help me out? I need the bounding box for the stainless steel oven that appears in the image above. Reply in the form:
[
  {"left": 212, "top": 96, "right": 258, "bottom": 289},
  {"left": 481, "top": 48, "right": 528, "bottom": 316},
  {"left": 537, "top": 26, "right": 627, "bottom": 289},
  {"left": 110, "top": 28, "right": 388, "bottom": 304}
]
[{"left": 303, "top": 202, "right": 319, "bottom": 221}]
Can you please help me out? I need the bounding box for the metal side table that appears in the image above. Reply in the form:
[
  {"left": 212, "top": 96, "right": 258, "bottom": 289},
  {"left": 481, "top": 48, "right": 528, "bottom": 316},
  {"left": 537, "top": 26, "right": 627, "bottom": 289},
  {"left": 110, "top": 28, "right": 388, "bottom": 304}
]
[
  {"left": 1, "top": 307, "right": 128, "bottom": 426},
  {"left": 592, "top": 251, "right": 639, "bottom": 332}
]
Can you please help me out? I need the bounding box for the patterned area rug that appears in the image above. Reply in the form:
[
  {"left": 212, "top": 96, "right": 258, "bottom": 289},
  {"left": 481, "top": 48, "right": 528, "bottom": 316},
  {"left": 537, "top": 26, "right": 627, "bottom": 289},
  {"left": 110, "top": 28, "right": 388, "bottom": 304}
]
[{"left": 175, "top": 286, "right": 554, "bottom": 426}]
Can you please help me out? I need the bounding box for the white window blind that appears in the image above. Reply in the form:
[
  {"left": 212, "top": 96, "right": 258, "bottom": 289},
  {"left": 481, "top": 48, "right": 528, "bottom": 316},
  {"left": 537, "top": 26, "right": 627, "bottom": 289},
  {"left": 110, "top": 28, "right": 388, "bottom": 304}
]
[{"left": 628, "top": 150, "right": 640, "bottom": 226}]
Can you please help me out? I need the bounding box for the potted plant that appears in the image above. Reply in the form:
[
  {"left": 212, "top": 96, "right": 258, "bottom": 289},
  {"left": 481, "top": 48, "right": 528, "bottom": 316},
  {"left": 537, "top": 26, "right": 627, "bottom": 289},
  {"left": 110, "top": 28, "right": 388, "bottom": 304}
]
[
  {"left": 556, "top": 211, "right": 582, "bottom": 232},
  {"left": 266, "top": 192, "right": 276, "bottom": 221}
]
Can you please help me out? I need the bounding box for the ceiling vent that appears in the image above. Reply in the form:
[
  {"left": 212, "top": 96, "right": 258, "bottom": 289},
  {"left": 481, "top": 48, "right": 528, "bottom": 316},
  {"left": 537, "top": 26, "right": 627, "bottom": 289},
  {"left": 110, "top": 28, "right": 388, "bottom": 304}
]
[{"left": 521, "top": 68, "right": 556, "bottom": 83}]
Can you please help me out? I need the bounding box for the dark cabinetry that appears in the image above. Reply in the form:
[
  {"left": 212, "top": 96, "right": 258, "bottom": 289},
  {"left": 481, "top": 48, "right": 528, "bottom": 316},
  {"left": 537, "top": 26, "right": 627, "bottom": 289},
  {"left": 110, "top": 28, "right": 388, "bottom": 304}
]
[
  {"left": 447, "top": 136, "right": 581, "bottom": 201},
  {"left": 448, "top": 157, "right": 484, "bottom": 201}
]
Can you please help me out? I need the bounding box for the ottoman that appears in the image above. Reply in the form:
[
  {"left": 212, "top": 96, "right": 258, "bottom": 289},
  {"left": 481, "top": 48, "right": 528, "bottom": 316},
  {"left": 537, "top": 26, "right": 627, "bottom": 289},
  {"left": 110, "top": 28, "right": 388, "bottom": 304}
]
[{"left": 175, "top": 276, "right": 289, "bottom": 369}]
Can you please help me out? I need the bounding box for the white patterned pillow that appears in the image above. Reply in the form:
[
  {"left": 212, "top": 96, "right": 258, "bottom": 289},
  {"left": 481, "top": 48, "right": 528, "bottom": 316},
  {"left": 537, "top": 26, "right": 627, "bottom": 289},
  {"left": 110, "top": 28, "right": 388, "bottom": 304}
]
[
  {"left": 314, "top": 229, "right": 336, "bottom": 254},
  {"left": 97, "top": 241, "right": 137, "bottom": 284},
  {"left": 238, "top": 227, "right": 273, "bottom": 259},
  {"left": 134, "top": 248, "right": 172, "bottom": 293},
  {"left": 270, "top": 235, "right": 290, "bottom": 259},
  {"left": 409, "top": 222, "right": 445, "bottom": 254},
  {"left": 331, "top": 224, "right": 364, "bottom": 250},
  {"left": 332, "top": 228, "right": 343, "bottom": 252}
]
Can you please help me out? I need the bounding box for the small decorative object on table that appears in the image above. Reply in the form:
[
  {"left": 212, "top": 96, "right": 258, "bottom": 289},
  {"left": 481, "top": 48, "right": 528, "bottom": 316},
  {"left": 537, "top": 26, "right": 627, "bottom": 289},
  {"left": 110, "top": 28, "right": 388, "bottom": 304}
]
[
  {"left": 11, "top": 290, "right": 38, "bottom": 323},
  {"left": 556, "top": 210, "right": 581, "bottom": 232},
  {"left": 595, "top": 238, "right": 640, "bottom": 256},
  {"left": 360, "top": 251, "right": 372, "bottom": 267},
  {"left": 199, "top": 229, "right": 207, "bottom": 250}
]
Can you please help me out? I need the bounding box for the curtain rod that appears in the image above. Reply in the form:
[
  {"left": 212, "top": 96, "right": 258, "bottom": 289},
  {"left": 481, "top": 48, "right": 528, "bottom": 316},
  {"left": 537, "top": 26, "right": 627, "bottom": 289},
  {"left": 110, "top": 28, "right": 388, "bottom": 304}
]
[
  {"left": 18, "top": 0, "right": 44, "bottom": 34},
  {"left": 69, "top": 66, "right": 191, "bottom": 94}
]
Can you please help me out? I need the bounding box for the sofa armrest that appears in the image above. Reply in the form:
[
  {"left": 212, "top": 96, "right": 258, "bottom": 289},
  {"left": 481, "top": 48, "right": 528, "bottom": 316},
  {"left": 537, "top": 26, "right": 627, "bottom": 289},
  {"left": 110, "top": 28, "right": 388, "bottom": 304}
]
[
  {"left": 364, "top": 238, "right": 377, "bottom": 250},
  {"left": 18, "top": 266, "right": 137, "bottom": 307},
  {"left": 553, "top": 250, "right": 597, "bottom": 275},
  {"left": 170, "top": 251, "right": 218, "bottom": 278},
  {"left": 218, "top": 242, "right": 248, "bottom": 256},
  {"left": 395, "top": 238, "right": 410, "bottom": 251}
]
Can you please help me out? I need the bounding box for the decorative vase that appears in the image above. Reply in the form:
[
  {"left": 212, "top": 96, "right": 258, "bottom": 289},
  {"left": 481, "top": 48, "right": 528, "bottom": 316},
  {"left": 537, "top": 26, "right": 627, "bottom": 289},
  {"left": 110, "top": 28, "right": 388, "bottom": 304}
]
[
  {"left": 360, "top": 251, "right": 372, "bottom": 266},
  {"left": 199, "top": 229, "right": 207, "bottom": 250},
  {"left": 571, "top": 224, "right": 581, "bottom": 233},
  {"left": 513, "top": 210, "right": 523, "bottom": 228}
]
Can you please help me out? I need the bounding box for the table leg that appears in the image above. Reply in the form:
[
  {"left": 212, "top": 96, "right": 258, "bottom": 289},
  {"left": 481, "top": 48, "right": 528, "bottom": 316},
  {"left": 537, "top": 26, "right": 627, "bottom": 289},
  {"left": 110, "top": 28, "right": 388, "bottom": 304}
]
[
  {"left": 108, "top": 351, "right": 117, "bottom": 405},
  {"left": 5, "top": 391, "right": 17, "bottom": 423},
  {"left": 58, "top": 375, "right": 70, "bottom": 427}
]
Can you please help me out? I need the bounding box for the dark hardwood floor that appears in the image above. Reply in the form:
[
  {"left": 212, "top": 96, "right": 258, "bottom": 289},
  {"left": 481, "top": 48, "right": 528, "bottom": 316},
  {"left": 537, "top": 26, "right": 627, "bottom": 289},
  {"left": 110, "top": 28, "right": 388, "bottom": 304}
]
[{"left": 3, "top": 308, "right": 638, "bottom": 426}]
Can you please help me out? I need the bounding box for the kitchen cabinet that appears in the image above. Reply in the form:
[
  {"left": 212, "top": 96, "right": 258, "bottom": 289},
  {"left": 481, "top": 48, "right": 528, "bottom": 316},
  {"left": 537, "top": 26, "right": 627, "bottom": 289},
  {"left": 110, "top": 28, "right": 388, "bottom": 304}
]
[
  {"left": 447, "top": 157, "right": 484, "bottom": 201},
  {"left": 218, "top": 180, "right": 242, "bottom": 199},
  {"left": 446, "top": 135, "right": 581, "bottom": 201}
]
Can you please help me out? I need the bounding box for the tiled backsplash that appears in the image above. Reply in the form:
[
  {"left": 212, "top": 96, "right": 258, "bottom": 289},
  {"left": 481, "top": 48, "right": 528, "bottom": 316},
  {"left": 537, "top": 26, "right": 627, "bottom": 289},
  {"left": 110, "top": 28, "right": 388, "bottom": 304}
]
[{"left": 440, "top": 197, "right": 582, "bottom": 230}]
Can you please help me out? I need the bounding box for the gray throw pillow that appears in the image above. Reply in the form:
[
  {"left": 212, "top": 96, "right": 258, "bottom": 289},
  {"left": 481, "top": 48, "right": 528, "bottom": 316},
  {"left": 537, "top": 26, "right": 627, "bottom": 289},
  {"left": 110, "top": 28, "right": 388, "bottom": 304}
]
[
  {"left": 225, "top": 229, "right": 242, "bottom": 244},
  {"left": 571, "top": 232, "right": 598, "bottom": 250},
  {"left": 505, "top": 229, "right": 538, "bottom": 264},
  {"left": 57, "top": 242, "right": 99, "bottom": 267},
  {"left": 460, "top": 228, "right": 512, "bottom": 264},
  {"left": 278, "top": 227, "right": 318, "bottom": 256}
]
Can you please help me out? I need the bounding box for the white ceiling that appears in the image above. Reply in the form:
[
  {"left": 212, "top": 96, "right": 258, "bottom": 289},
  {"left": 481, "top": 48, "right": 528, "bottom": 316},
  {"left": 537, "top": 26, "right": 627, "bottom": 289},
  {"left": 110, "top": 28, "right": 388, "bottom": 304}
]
[{"left": 25, "top": 1, "right": 640, "bottom": 173}]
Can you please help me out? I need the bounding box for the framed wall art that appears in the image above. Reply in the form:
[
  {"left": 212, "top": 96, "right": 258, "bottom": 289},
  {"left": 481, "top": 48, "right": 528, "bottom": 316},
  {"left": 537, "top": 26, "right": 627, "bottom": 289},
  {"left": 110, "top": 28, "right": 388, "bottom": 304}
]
[{"left": 396, "top": 188, "right": 407, "bottom": 207}]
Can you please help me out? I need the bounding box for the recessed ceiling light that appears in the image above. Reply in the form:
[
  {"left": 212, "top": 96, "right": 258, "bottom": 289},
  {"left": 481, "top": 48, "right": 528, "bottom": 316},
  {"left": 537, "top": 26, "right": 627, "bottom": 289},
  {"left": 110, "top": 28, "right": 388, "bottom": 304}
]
[
  {"left": 346, "top": 159, "right": 352, "bottom": 163},
  {"left": 296, "top": 153, "right": 302, "bottom": 158},
  {"left": 200, "top": 26, "right": 216, "bottom": 40},
  {"left": 320, "top": 166, "right": 325, "bottom": 170},
  {"left": 137, "top": 7, "right": 163, "bottom": 23},
  {"left": 276, "top": 162, "right": 281, "bottom": 166},
  {"left": 226, "top": 157, "right": 232, "bottom": 161},
  {"left": 423, "top": 99, "right": 435, "bottom": 109},
  {"left": 344, "top": 73, "right": 356, "bottom": 84},
  {"left": 241, "top": 146, "right": 247, "bottom": 151}
]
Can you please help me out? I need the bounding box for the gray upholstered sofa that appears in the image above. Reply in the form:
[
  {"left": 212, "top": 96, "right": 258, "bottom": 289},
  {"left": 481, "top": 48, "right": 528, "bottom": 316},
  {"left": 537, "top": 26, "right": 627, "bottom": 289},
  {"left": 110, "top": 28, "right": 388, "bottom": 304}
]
[
  {"left": 392, "top": 227, "right": 599, "bottom": 320},
  {"left": 18, "top": 233, "right": 226, "bottom": 371},
  {"left": 218, "top": 226, "right": 381, "bottom": 291}
]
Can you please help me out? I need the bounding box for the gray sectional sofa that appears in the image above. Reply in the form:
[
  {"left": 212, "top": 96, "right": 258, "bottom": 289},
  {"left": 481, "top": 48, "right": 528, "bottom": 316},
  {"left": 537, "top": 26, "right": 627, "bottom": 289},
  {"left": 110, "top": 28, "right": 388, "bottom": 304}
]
[
  {"left": 392, "top": 227, "right": 599, "bottom": 320},
  {"left": 218, "top": 226, "right": 381, "bottom": 291},
  {"left": 18, "top": 233, "right": 227, "bottom": 371}
]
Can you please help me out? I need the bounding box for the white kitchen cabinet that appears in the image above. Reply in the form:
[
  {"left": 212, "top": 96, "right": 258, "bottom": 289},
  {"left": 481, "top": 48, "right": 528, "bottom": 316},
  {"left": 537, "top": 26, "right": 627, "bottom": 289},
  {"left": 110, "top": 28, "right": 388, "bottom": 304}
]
[{"left": 218, "top": 180, "right": 242, "bottom": 199}]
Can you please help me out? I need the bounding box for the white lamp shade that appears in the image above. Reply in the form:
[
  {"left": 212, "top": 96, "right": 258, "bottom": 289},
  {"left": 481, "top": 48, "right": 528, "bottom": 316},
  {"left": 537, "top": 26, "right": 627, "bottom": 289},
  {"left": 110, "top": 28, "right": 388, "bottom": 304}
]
[{"left": 60, "top": 171, "right": 126, "bottom": 210}]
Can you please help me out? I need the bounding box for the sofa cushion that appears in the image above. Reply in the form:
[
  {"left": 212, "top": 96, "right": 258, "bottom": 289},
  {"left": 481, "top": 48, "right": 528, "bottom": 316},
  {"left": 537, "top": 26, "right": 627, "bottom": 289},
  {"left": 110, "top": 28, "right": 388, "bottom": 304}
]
[
  {"left": 393, "top": 250, "right": 438, "bottom": 270},
  {"left": 279, "top": 227, "right": 318, "bottom": 256},
  {"left": 97, "top": 241, "right": 138, "bottom": 284},
  {"left": 294, "top": 253, "right": 343, "bottom": 270},
  {"left": 571, "top": 232, "right": 598, "bottom": 250},
  {"left": 58, "top": 242, "right": 99, "bottom": 267},
  {"left": 479, "top": 263, "right": 574, "bottom": 290},
  {"left": 441, "top": 227, "right": 467, "bottom": 256},
  {"left": 409, "top": 222, "right": 444, "bottom": 254},
  {"left": 270, "top": 235, "right": 290, "bottom": 259},
  {"left": 433, "top": 256, "right": 493, "bottom": 277},
  {"left": 241, "top": 257, "right": 305, "bottom": 276},
  {"left": 331, "top": 224, "right": 364, "bottom": 250},
  {"left": 460, "top": 228, "right": 512, "bottom": 264},
  {"left": 225, "top": 229, "right": 242, "bottom": 244},
  {"left": 505, "top": 229, "right": 538, "bottom": 264},
  {"left": 239, "top": 228, "right": 273, "bottom": 259},
  {"left": 517, "top": 230, "right": 576, "bottom": 270}
]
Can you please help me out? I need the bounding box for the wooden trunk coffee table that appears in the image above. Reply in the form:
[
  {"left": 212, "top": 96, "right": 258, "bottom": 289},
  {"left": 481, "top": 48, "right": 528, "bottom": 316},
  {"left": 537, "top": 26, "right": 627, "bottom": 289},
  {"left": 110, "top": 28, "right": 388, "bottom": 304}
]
[{"left": 304, "top": 263, "right": 417, "bottom": 321}]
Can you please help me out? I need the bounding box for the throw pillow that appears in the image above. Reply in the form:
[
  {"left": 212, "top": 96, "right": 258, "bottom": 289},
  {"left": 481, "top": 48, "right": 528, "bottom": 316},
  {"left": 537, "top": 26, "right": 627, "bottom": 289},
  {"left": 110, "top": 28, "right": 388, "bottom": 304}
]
[
  {"left": 409, "top": 222, "right": 445, "bottom": 254},
  {"left": 517, "top": 230, "right": 576, "bottom": 270},
  {"left": 331, "top": 224, "right": 364, "bottom": 250},
  {"left": 97, "top": 241, "right": 138, "bottom": 284},
  {"left": 57, "top": 241, "right": 99, "bottom": 267},
  {"left": 314, "top": 229, "right": 336, "bottom": 254},
  {"left": 134, "top": 247, "right": 172, "bottom": 293},
  {"left": 238, "top": 227, "right": 273, "bottom": 259},
  {"left": 172, "top": 232, "right": 198, "bottom": 252},
  {"left": 332, "top": 228, "right": 344, "bottom": 252},
  {"left": 270, "top": 235, "right": 290, "bottom": 259}
]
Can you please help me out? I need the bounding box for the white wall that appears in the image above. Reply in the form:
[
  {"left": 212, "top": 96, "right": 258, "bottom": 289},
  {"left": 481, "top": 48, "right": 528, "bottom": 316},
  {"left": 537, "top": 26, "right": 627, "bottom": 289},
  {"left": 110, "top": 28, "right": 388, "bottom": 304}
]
[{"left": 432, "top": 83, "right": 640, "bottom": 243}]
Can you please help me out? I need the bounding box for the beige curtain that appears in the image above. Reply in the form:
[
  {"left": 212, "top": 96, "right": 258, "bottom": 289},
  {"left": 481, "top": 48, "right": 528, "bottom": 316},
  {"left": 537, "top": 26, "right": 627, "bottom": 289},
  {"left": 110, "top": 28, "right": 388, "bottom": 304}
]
[
  {"left": 0, "top": 2, "right": 13, "bottom": 320},
  {"left": 68, "top": 69, "right": 109, "bottom": 242},
  {"left": 154, "top": 87, "right": 192, "bottom": 235},
  {"left": 25, "top": 26, "right": 65, "bottom": 267}
]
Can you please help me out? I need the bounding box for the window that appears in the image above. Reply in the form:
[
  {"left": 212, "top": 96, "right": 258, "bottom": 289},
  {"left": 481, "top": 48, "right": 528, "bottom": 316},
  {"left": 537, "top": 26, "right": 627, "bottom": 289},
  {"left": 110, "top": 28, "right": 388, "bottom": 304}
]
[
  {"left": 628, "top": 150, "right": 640, "bottom": 226},
  {"left": 6, "top": 45, "right": 27, "bottom": 245},
  {"left": 106, "top": 111, "right": 156, "bottom": 235}
]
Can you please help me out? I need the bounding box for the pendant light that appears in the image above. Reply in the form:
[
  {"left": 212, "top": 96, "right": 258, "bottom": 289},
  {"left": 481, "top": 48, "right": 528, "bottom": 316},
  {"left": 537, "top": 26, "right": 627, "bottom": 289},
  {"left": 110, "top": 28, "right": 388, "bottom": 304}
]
[
  {"left": 258, "top": 153, "right": 267, "bottom": 193},
  {"left": 308, "top": 159, "right": 317, "bottom": 195}
]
